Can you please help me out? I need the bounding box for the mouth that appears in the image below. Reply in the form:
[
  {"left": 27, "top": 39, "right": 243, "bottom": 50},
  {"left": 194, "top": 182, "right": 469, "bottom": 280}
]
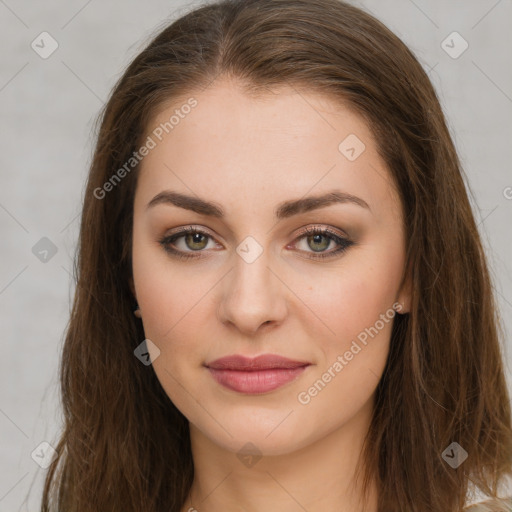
[{"left": 204, "top": 354, "right": 311, "bottom": 394}]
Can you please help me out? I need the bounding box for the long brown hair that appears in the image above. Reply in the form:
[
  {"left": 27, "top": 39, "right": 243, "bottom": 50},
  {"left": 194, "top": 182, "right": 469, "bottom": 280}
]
[{"left": 40, "top": 1, "right": 512, "bottom": 511}]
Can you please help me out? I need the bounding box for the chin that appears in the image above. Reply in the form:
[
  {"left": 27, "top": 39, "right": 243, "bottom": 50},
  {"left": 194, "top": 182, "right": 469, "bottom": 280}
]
[{"left": 190, "top": 406, "right": 322, "bottom": 458}]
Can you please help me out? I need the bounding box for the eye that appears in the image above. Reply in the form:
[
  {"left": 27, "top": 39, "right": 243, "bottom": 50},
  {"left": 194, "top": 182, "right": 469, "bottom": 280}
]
[
  {"left": 158, "top": 226, "right": 218, "bottom": 260},
  {"left": 290, "top": 226, "right": 354, "bottom": 260},
  {"left": 158, "top": 225, "right": 354, "bottom": 261}
]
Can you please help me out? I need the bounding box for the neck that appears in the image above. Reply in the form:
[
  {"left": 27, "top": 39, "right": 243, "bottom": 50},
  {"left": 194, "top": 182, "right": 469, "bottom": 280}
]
[{"left": 182, "top": 395, "right": 378, "bottom": 512}]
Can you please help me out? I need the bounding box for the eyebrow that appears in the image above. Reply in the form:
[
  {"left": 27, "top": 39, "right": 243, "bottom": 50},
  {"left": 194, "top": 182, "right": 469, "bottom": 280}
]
[{"left": 146, "top": 189, "right": 371, "bottom": 219}]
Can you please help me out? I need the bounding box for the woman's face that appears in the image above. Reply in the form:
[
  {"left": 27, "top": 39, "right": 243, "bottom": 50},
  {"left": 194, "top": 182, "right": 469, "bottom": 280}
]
[{"left": 131, "top": 78, "right": 410, "bottom": 456}]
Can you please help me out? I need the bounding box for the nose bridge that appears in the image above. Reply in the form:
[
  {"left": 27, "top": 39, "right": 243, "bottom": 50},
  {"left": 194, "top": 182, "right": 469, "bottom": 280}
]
[
  {"left": 219, "top": 235, "right": 286, "bottom": 332},
  {"left": 232, "top": 236, "right": 276, "bottom": 305}
]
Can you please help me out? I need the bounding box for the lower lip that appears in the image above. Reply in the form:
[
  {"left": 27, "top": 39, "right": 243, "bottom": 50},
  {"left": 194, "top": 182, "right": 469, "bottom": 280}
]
[{"left": 207, "top": 366, "right": 309, "bottom": 394}]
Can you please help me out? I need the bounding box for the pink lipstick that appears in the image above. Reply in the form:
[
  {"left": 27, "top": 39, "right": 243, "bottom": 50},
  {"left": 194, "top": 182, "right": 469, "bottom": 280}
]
[{"left": 205, "top": 354, "right": 310, "bottom": 394}]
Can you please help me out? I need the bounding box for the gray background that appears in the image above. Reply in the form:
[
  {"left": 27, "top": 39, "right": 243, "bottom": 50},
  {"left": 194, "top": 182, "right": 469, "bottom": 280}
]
[{"left": 1, "top": 0, "right": 511, "bottom": 509}]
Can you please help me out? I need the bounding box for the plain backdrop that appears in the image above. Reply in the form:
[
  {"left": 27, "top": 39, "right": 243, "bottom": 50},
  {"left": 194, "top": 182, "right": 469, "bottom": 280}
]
[{"left": 0, "top": 0, "right": 511, "bottom": 509}]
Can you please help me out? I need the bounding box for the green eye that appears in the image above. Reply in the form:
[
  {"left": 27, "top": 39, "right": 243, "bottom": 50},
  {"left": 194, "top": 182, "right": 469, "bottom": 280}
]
[{"left": 159, "top": 225, "right": 354, "bottom": 261}]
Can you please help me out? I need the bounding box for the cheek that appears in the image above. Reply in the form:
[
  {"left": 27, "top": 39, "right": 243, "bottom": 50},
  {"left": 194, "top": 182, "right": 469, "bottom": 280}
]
[
  {"left": 303, "top": 272, "right": 395, "bottom": 401},
  {"left": 302, "top": 242, "right": 404, "bottom": 350},
  {"left": 132, "top": 255, "right": 223, "bottom": 415},
  {"left": 133, "top": 252, "right": 212, "bottom": 411},
  {"left": 135, "top": 263, "right": 212, "bottom": 347},
  {"left": 132, "top": 221, "right": 208, "bottom": 340},
  {"left": 292, "top": 266, "right": 398, "bottom": 438}
]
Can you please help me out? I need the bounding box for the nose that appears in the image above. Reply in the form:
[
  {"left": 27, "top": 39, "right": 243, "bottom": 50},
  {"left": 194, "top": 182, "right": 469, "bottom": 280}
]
[{"left": 217, "top": 246, "right": 288, "bottom": 336}]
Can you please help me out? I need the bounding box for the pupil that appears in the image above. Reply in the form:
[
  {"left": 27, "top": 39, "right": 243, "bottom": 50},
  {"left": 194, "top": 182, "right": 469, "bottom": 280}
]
[
  {"left": 187, "top": 233, "right": 206, "bottom": 250},
  {"left": 309, "top": 234, "right": 328, "bottom": 252}
]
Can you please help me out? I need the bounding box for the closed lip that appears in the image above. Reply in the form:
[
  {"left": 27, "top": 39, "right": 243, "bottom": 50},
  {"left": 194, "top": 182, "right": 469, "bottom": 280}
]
[{"left": 205, "top": 354, "right": 311, "bottom": 371}]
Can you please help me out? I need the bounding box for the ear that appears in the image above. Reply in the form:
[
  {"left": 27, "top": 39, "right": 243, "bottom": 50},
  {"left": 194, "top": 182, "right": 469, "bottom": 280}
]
[
  {"left": 129, "top": 276, "right": 136, "bottom": 300},
  {"left": 396, "top": 261, "right": 412, "bottom": 314}
]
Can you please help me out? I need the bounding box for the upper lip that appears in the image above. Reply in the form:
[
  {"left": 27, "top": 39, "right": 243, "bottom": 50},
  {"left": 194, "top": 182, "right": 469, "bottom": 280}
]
[{"left": 205, "top": 354, "right": 311, "bottom": 371}]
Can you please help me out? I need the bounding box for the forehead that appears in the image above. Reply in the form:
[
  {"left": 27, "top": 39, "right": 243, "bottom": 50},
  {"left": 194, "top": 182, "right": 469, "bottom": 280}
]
[{"left": 135, "top": 78, "right": 400, "bottom": 220}]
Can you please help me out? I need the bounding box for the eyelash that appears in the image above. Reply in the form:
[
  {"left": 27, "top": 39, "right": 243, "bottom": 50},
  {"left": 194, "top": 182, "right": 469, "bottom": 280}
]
[{"left": 158, "top": 225, "right": 355, "bottom": 261}]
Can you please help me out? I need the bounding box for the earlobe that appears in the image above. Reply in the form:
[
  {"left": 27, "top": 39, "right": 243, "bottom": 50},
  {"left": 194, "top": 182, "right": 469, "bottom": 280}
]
[
  {"left": 129, "top": 277, "right": 136, "bottom": 299},
  {"left": 129, "top": 277, "right": 143, "bottom": 318},
  {"left": 396, "top": 264, "right": 412, "bottom": 314}
]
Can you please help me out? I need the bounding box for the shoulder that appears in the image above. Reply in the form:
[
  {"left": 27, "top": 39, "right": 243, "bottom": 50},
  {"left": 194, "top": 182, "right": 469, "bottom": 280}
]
[{"left": 464, "top": 497, "right": 512, "bottom": 511}]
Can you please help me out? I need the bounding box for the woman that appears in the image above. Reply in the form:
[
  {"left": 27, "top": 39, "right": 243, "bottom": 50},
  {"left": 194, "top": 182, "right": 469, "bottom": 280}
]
[{"left": 40, "top": 0, "right": 512, "bottom": 511}]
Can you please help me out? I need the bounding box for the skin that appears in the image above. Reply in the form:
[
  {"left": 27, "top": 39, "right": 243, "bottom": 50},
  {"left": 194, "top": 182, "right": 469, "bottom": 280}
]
[{"left": 130, "top": 77, "right": 411, "bottom": 512}]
